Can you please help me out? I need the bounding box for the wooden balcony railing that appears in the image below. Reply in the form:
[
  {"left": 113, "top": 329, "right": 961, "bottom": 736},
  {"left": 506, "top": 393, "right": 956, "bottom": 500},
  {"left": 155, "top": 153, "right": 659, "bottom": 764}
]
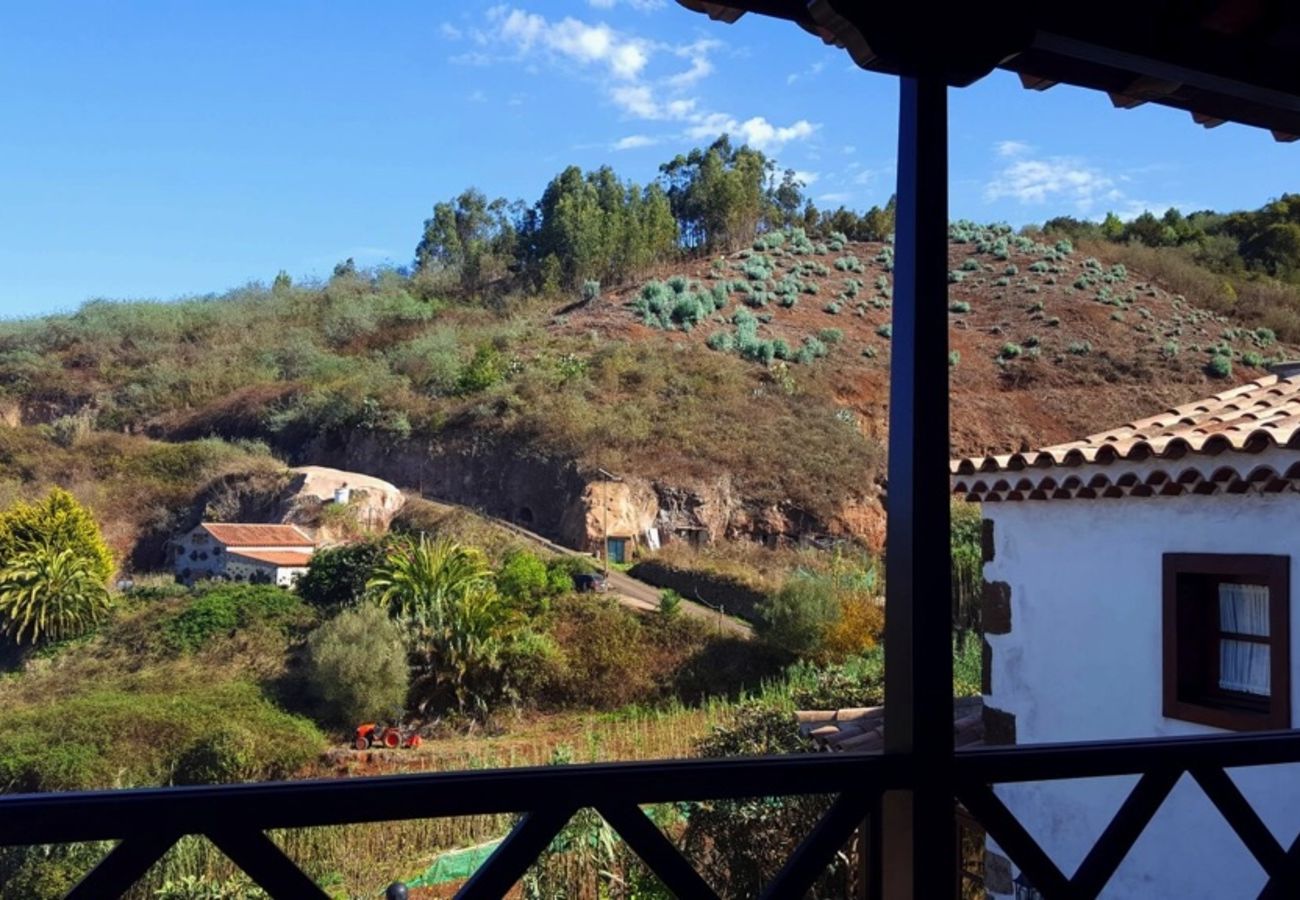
[{"left": 5, "top": 729, "right": 1300, "bottom": 898}]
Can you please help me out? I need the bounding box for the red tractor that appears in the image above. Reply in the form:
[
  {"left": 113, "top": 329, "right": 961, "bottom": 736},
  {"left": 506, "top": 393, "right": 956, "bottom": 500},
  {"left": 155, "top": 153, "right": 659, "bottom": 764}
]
[{"left": 354, "top": 722, "right": 422, "bottom": 751}]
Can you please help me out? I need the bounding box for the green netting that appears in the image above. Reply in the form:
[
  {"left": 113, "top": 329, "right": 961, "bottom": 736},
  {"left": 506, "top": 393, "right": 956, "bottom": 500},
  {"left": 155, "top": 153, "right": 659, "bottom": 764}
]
[
  {"left": 405, "top": 838, "right": 504, "bottom": 888},
  {"left": 400, "top": 805, "right": 684, "bottom": 889}
]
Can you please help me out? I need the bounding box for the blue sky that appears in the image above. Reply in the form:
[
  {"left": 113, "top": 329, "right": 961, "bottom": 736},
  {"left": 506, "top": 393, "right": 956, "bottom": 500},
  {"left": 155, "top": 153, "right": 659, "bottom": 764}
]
[{"left": 1, "top": 1, "right": 1295, "bottom": 318}]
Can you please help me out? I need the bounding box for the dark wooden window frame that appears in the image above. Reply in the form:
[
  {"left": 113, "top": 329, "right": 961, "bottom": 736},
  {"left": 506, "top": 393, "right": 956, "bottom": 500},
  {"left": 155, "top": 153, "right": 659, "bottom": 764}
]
[{"left": 1163, "top": 553, "right": 1291, "bottom": 731}]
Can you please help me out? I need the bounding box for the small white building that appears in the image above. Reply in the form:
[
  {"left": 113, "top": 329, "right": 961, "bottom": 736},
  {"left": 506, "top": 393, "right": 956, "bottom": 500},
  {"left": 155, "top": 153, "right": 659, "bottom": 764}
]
[
  {"left": 952, "top": 373, "right": 1300, "bottom": 899},
  {"left": 174, "top": 523, "right": 315, "bottom": 587}
]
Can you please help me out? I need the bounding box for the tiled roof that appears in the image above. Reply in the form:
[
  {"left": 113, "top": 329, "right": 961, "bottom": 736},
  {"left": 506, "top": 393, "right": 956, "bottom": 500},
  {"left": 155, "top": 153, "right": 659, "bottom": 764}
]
[
  {"left": 797, "top": 697, "right": 983, "bottom": 753},
  {"left": 952, "top": 375, "right": 1300, "bottom": 503},
  {"left": 227, "top": 549, "right": 314, "bottom": 568},
  {"left": 200, "top": 523, "right": 314, "bottom": 548}
]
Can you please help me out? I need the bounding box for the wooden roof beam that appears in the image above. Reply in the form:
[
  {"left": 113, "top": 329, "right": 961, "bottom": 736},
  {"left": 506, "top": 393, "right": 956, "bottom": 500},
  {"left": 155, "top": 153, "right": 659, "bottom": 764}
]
[
  {"left": 1019, "top": 72, "right": 1057, "bottom": 91},
  {"left": 1031, "top": 31, "right": 1300, "bottom": 117},
  {"left": 1109, "top": 75, "right": 1183, "bottom": 109}
]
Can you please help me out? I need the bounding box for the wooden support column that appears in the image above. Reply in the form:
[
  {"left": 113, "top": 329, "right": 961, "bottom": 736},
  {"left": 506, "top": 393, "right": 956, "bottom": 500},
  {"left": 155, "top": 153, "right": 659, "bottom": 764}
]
[{"left": 882, "top": 74, "right": 955, "bottom": 900}]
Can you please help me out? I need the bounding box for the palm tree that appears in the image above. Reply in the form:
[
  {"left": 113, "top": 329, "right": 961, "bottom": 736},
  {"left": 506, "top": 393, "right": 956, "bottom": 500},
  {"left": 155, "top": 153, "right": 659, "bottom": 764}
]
[
  {"left": 366, "top": 536, "right": 494, "bottom": 631},
  {"left": 366, "top": 536, "right": 511, "bottom": 713},
  {"left": 0, "top": 542, "right": 112, "bottom": 644}
]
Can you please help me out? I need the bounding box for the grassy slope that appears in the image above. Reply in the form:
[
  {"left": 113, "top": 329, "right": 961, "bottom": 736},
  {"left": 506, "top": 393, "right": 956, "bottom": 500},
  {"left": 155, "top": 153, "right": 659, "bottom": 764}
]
[
  {"left": 575, "top": 236, "right": 1293, "bottom": 460},
  {"left": 0, "top": 232, "right": 1289, "bottom": 560},
  {"left": 0, "top": 428, "right": 288, "bottom": 568}
]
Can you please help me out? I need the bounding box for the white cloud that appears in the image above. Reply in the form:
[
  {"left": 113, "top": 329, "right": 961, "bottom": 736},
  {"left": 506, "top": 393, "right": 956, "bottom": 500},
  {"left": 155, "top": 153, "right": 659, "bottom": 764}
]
[
  {"left": 686, "top": 114, "right": 818, "bottom": 151},
  {"left": 985, "top": 154, "right": 1117, "bottom": 211},
  {"left": 467, "top": 89, "right": 487, "bottom": 103},
  {"left": 1110, "top": 199, "right": 1189, "bottom": 222},
  {"left": 440, "top": 22, "right": 464, "bottom": 40},
  {"left": 611, "top": 84, "right": 662, "bottom": 119},
  {"left": 471, "top": 8, "right": 820, "bottom": 156},
  {"left": 613, "top": 134, "right": 657, "bottom": 150},
  {"left": 486, "top": 7, "right": 649, "bottom": 81},
  {"left": 786, "top": 60, "right": 825, "bottom": 85},
  {"left": 587, "top": 0, "right": 665, "bottom": 9},
  {"left": 996, "top": 139, "right": 1033, "bottom": 158},
  {"left": 664, "top": 40, "right": 718, "bottom": 88},
  {"left": 842, "top": 145, "right": 857, "bottom": 155},
  {"left": 791, "top": 169, "right": 819, "bottom": 187},
  {"left": 818, "top": 192, "right": 854, "bottom": 204}
]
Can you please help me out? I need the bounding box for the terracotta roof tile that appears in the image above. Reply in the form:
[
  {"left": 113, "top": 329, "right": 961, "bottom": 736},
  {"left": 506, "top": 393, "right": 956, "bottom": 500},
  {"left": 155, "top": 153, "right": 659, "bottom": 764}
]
[
  {"left": 951, "top": 376, "right": 1300, "bottom": 502},
  {"left": 200, "top": 523, "right": 315, "bottom": 547},
  {"left": 797, "top": 698, "right": 983, "bottom": 753},
  {"left": 227, "top": 549, "right": 314, "bottom": 567}
]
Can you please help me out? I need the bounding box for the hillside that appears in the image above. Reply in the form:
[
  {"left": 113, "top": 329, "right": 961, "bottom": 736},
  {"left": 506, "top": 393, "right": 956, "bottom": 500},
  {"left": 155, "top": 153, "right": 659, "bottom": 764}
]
[
  {"left": 0, "top": 223, "right": 1289, "bottom": 560},
  {"left": 569, "top": 224, "right": 1289, "bottom": 457}
]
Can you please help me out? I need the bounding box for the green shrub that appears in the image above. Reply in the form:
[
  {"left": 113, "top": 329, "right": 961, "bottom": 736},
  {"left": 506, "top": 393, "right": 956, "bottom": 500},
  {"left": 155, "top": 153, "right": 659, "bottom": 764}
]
[
  {"left": 306, "top": 604, "right": 410, "bottom": 726},
  {"left": 0, "top": 543, "right": 112, "bottom": 645},
  {"left": 706, "top": 331, "right": 735, "bottom": 352},
  {"left": 862, "top": 346, "right": 878, "bottom": 359},
  {"left": 548, "top": 596, "right": 654, "bottom": 708},
  {"left": 496, "top": 549, "right": 551, "bottom": 607},
  {"left": 755, "top": 577, "right": 839, "bottom": 660},
  {"left": 456, "top": 345, "right": 505, "bottom": 395},
  {"left": 999, "top": 343, "right": 1023, "bottom": 359},
  {"left": 949, "top": 301, "right": 971, "bottom": 314},
  {"left": 1208, "top": 354, "right": 1233, "bottom": 378},
  {"left": 682, "top": 703, "right": 837, "bottom": 897},
  {"left": 0, "top": 679, "right": 324, "bottom": 792},
  {"left": 948, "top": 350, "right": 960, "bottom": 368},
  {"left": 822, "top": 302, "right": 841, "bottom": 315},
  {"left": 0, "top": 487, "right": 114, "bottom": 584},
  {"left": 164, "top": 584, "right": 309, "bottom": 653},
  {"left": 581, "top": 280, "right": 600, "bottom": 302},
  {"left": 817, "top": 328, "right": 843, "bottom": 344},
  {"left": 296, "top": 537, "right": 390, "bottom": 609},
  {"left": 658, "top": 588, "right": 683, "bottom": 621},
  {"left": 1068, "top": 341, "right": 1092, "bottom": 355},
  {"left": 948, "top": 270, "right": 965, "bottom": 284},
  {"left": 875, "top": 324, "right": 892, "bottom": 339},
  {"left": 1243, "top": 350, "right": 1265, "bottom": 367}
]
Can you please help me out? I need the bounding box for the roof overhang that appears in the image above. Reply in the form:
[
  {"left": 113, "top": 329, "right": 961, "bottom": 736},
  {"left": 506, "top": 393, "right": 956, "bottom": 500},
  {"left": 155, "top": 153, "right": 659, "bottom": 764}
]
[{"left": 677, "top": 1, "right": 1300, "bottom": 140}]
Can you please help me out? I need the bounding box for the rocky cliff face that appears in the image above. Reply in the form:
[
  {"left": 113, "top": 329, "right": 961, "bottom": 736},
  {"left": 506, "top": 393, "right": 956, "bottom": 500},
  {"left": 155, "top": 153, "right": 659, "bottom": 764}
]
[{"left": 294, "top": 431, "right": 882, "bottom": 552}]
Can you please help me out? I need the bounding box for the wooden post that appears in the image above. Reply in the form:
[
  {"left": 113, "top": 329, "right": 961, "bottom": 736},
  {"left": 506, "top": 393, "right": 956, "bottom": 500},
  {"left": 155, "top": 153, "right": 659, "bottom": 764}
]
[{"left": 881, "top": 74, "right": 955, "bottom": 900}]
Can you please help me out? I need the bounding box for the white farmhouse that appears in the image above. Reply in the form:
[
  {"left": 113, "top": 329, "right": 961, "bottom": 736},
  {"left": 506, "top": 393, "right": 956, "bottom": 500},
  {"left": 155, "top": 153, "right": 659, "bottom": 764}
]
[
  {"left": 952, "top": 373, "right": 1300, "bottom": 899},
  {"left": 174, "top": 523, "right": 315, "bottom": 587}
]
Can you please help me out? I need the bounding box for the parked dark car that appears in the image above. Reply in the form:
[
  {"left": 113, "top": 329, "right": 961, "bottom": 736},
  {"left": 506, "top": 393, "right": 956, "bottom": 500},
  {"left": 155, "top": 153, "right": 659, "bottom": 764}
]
[{"left": 573, "top": 572, "right": 607, "bottom": 593}]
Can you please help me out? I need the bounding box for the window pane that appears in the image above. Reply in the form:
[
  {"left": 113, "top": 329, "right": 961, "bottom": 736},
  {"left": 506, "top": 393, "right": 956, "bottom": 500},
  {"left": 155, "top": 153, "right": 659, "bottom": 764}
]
[
  {"left": 1220, "top": 639, "right": 1271, "bottom": 695},
  {"left": 1219, "top": 583, "right": 1270, "bottom": 636}
]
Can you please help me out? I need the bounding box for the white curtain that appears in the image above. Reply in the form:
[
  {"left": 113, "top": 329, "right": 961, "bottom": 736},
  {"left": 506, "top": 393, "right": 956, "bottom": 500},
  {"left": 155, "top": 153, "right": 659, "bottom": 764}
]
[{"left": 1219, "top": 583, "right": 1271, "bottom": 696}]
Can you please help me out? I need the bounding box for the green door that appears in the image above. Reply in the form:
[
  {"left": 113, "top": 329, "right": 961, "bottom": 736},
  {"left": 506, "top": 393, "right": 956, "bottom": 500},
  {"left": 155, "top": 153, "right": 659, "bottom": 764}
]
[{"left": 606, "top": 537, "right": 627, "bottom": 565}]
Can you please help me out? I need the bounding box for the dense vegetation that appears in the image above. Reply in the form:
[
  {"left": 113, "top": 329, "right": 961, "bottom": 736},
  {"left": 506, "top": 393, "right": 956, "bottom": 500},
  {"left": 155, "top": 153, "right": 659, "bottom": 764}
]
[{"left": 1042, "top": 196, "right": 1300, "bottom": 341}]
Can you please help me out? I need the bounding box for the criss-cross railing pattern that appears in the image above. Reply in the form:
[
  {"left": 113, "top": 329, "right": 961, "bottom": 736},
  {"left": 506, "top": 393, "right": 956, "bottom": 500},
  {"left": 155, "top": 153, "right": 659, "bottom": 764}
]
[{"left": 5, "top": 730, "right": 1300, "bottom": 898}]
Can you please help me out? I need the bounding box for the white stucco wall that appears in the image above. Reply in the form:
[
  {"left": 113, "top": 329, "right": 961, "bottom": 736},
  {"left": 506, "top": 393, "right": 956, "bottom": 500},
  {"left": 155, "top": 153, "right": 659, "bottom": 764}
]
[
  {"left": 985, "top": 492, "right": 1300, "bottom": 898},
  {"left": 224, "top": 558, "right": 307, "bottom": 587}
]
